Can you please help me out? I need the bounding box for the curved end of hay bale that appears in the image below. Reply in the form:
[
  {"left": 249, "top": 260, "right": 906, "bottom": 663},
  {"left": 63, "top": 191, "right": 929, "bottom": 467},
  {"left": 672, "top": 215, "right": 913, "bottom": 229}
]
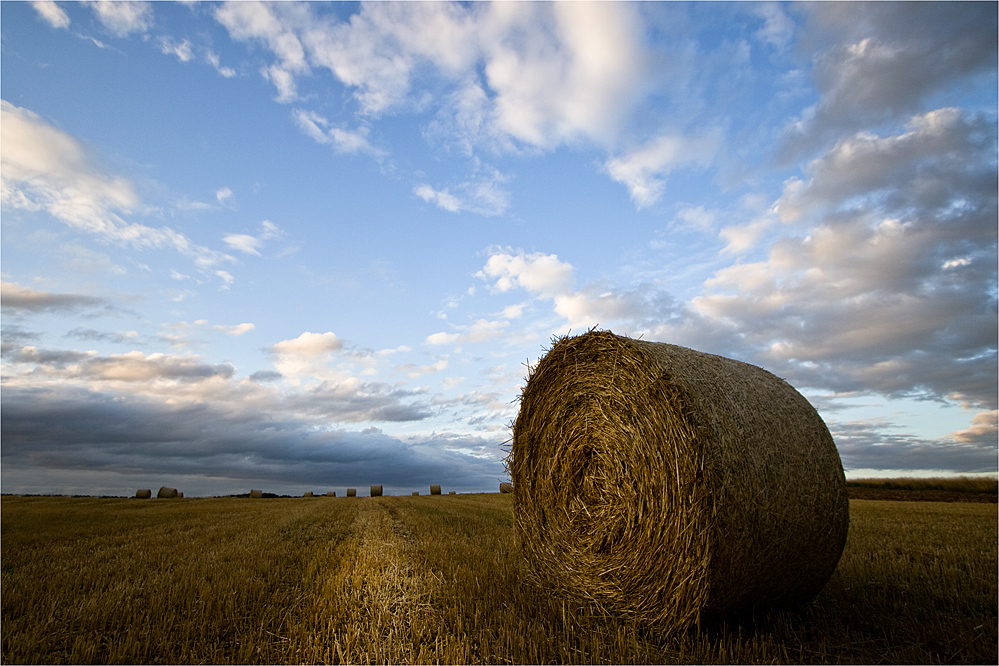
[
  {"left": 156, "top": 486, "right": 178, "bottom": 499},
  {"left": 347, "top": 488, "right": 357, "bottom": 497},
  {"left": 370, "top": 485, "right": 383, "bottom": 497},
  {"left": 249, "top": 489, "right": 263, "bottom": 499},
  {"left": 135, "top": 489, "right": 152, "bottom": 499},
  {"left": 511, "top": 330, "right": 848, "bottom": 636},
  {"left": 430, "top": 484, "right": 442, "bottom": 495},
  {"left": 499, "top": 482, "right": 513, "bottom": 494}
]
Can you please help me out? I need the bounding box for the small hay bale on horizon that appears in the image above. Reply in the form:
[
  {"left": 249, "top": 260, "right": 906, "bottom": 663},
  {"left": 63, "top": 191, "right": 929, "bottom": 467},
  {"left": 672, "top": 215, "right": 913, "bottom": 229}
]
[
  {"left": 448, "top": 491, "right": 456, "bottom": 495},
  {"left": 412, "top": 491, "right": 419, "bottom": 496},
  {"left": 510, "top": 330, "right": 849, "bottom": 637},
  {"left": 249, "top": 489, "right": 263, "bottom": 498},
  {"left": 135, "top": 489, "right": 151, "bottom": 499},
  {"left": 303, "top": 491, "right": 314, "bottom": 497},
  {"left": 430, "top": 484, "right": 441, "bottom": 495},
  {"left": 370, "top": 485, "right": 383, "bottom": 497},
  {"left": 499, "top": 482, "right": 513, "bottom": 494},
  {"left": 326, "top": 491, "right": 336, "bottom": 497},
  {"left": 347, "top": 488, "right": 357, "bottom": 497},
  {"left": 156, "top": 486, "right": 178, "bottom": 499}
]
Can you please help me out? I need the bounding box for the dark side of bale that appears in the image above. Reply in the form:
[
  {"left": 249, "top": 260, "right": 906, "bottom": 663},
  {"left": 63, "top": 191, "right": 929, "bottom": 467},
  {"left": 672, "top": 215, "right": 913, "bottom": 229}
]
[
  {"left": 135, "top": 489, "right": 152, "bottom": 499},
  {"left": 250, "top": 489, "right": 263, "bottom": 499},
  {"left": 499, "top": 482, "right": 513, "bottom": 494},
  {"left": 347, "top": 488, "right": 357, "bottom": 497},
  {"left": 430, "top": 484, "right": 442, "bottom": 495},
  {"left": 510, "top": 330, "right": 849, "bottom": 637},
  {"left": 370, "top": 485, "right": 383, "bottom": 497},
  {"left": 156, "top": 486, "right": 178, "bottom": 499}
]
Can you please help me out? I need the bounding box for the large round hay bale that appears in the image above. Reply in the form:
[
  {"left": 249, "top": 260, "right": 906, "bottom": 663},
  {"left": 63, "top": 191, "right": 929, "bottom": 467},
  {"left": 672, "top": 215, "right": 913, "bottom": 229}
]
[
  {"left": 156, "top": 486, "right": 178, "bottom": 499},
  {"left": 347, "top": 488, "right": 356, "bottom": 497},
  {"left": 430, "top": 484, "right": 441, "bottom": 495},
  {"left": 249, "top": 489, "right": 263, "bottom": 499},
  {"left": 135, "top": 489, "right": 151, "bottom": 499},
  {"left": 499, "top": 482, "right": 513, "bottom": 494},
  {"left": 370, "top": 485, "right": 383, "bottom": 497},
  {"left": 511, "top": 330, "right": 848, "bottom": 636},
  {"left": 326, "top": 491, "right": 336, "bottom": 497}
]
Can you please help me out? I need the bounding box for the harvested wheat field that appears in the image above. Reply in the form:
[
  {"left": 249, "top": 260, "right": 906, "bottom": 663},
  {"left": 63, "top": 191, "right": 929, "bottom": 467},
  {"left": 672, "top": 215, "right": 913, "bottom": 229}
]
[
  {"left": 511, "top": 330, "right": 849, "bottom": 637},
  {"left": 1, "top": 493, "right": 994, "bottom": 664}
]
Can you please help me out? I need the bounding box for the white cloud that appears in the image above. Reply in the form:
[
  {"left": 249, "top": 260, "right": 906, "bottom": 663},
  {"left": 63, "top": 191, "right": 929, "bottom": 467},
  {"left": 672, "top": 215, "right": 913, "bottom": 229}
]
[
  {"left": 216, "top": 187, "right": 234, "bottom": 205},
  {"left": 30, "top": 1, "right": 70, "bottom": 29},
  {"left": 426, "top": 331, "right": 461, "bottom": 346},
  {"left": 292, "top": 109, "right": 383, "bottom": 157},
  {"left": 212, "top": 323, "right": 255, "bottom": 336},
  {"left": 0, "top": 100, "right": 232, "bottom": 270},
  {"left": 87, "top": 0, "right": 152, "bottom": 37},
  {"left": 271, "top": 331, "right": 343, "bottom": 356},
  {"left": 476, "top": 248, "right": 574, "bottom": 298},
  {"left": 206, "top": 51, "right": 236, "bottom": 78},
  {"left": 605, "top": 130, "right": 722, "bottom": 208},
  {"left": 223, "top": 233, "right": 263, "bottom": 256},
  {"left": 414, "top": 184, "right": 462, "bottom": 213},
  {"left": 159, "top": 37, "right": 194, "bottom": 63},
  {"left": 413, "top": 163, "right": 510, "bottom": 216}
]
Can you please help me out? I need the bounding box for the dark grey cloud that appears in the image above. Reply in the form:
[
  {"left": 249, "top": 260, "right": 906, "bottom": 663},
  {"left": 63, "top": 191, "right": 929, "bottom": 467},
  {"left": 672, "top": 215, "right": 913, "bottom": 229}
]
[
  {"left": 1, "top": 281, "right": 110, "bottom": 313},
  {"left": 0, "top": 385, "right": 506, "bottom": 496},
  {"left": 831, "top": 419, "right": 997, "bottom": 474},
  {"left": 780, "top": 2, "right": 997, "bottom": 160}
]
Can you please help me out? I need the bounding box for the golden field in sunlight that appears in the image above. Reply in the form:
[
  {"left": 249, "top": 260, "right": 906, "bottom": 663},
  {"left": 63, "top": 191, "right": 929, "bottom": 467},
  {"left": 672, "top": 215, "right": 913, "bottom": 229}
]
[{"left": 2, "top": 493, "right": 995, "bottom": 664}]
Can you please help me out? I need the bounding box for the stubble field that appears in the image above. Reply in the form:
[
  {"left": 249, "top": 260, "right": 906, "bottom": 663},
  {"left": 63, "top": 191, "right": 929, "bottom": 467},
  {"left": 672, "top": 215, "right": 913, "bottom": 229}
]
[{"left": 2, "top": 493, "right": 996, "bottom": 664}]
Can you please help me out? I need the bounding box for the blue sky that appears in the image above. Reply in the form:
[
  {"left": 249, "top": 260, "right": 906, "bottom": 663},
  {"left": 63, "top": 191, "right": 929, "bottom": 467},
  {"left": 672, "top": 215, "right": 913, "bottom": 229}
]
[{"left": 2, "top": 1, "right": 996, "bottom": 497}]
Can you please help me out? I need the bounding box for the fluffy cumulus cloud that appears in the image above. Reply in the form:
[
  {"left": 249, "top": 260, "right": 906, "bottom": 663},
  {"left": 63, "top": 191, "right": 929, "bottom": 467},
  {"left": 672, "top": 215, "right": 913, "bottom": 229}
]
[{"left": 0, "top": 101, "right": 233, "bottom": 272}]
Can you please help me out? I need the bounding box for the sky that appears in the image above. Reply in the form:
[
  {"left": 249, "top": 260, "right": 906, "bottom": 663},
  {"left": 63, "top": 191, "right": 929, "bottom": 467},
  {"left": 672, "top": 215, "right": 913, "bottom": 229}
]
[{"left": 1, "top": 1, "right": 996, "bottom": 497}]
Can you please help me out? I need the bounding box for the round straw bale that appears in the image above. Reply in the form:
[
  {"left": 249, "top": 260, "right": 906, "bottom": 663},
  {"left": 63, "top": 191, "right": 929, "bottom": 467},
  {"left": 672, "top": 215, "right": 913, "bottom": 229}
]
[
  {"left": 178, "top": 492, "right": 184, "bottom": 498},
  {"left": 347, "top": 488, "right": 357, "bottom": 497},
  {"left": 156, "top": 486, "right": 178, "bottom": 499},
  {"left": 250, "top": 489, "right": 263, "bottom": 498},
  {"left": 510, "top": 330, "right": 849, "bottom": 636},
  {"left": 326, "top": 491, "right": 336, "bottom": 497},
  {"left": 412, "top": 491, "right": 420, "bottom": 496},
  {"left": 448, "top": 491, "right": 456, "bottom": 495},
  {"left": 430, "top": 484, "right": 441, "bottom": 495},
  {"left": 303, "top": 491, "right": 314, "bottom": 497},
  {"left": 499, "top": 482, "right": 513, "bottom": 494},
  {"left": 370, "top": 485, "right": 383, "bottom": 497},
  {"left": 135, "top": 489, "right": 151, "bottom": 499}
]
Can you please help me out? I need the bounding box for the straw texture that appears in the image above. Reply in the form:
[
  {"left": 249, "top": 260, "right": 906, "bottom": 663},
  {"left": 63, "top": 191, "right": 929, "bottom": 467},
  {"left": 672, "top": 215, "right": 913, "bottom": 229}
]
[
  {"left": 249, "top": 489, "right": 263, "bottom": 499},
  {"left": 430, "top": 484, "right": 442, "bottom": 495},
  {"left": 500, "top": 482, "right": 513, "bottom": 494},
  {"left": 510, "top": 330, "right": 848, "bottom": 636},
  {"left": 347, "top": 488, "right": 357, "bottom": 497},
  {"left": 156, "top": 486, "right": 178, "bottom": 499},
  {"left": 370, "top": 485, "right": 383, "bottom": 497},
  {"left": 326, "top": 491, "right": 336, "bottom": 497},
  {"left": 135, "top": 489, "right": 151, "bottom": 499}
]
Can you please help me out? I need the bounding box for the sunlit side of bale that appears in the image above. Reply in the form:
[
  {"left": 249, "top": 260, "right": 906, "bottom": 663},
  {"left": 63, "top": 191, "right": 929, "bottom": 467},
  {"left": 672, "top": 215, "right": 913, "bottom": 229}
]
[
  {"left": 347, "top": 488, "right": 357, "bottom": 497},
  {"left": 370, "top": 485, "right": 383, "bottom": 497},
  {"left": 510, "top": 330, "right": 849, "bottom": 636},
  {"left": 249, "top": 489, "right": 263, "bottom": 499}
]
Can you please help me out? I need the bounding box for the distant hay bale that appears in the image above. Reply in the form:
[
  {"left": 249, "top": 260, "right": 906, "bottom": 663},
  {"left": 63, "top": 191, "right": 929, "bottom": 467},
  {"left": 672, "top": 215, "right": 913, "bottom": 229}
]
[
  {"left": 448, "top": 491, "right": 456, "bottom": 495},
  {"left": 347, "top": 488, "right": 357, "bottom": 497},
  {"left": 510, "top": 330, "right": 849, "bottom": 636},
  {"left": 178, "top": 492, "right": 184, "bottom": 498},
  {"left": 412, "top": 491, "right": 419, "bottom": 496},
  {"left": 135, "top": 489, "right": 151, "bottom": 499},
  {"left": 326, "top": 491, "right": 336, "bottom": 497},
  {"left": 303, "top": 491, "right": 314, "bottom": 497},
  {"left": 430, "top": 484, "right": 441, "bottom": 495},
  {"left": 156, "top": 486, "right": 178, "bottom": 499},
  {"left": 250, "top": 489, "right": 263, "bottom": 499},
  {"left": 370, "top": 485, "right": 383, "bottom": 497},
  {"left": 499, "top": 482, "right": 513, "bottom": 494}
]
